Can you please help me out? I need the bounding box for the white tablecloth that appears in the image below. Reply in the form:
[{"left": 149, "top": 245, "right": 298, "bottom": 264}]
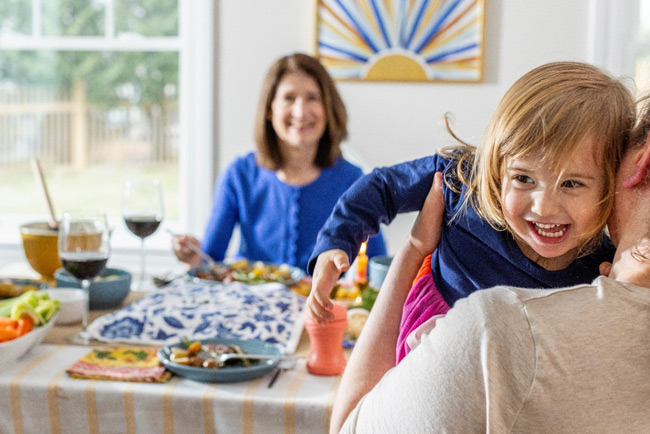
[{"left": 1, "top": 344, "right": 340, "bottom": 434}]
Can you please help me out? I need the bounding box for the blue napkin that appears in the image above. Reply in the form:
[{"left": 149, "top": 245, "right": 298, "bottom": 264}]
[{"left": 87, "top": 280, "right": 305, "bottom": 353}]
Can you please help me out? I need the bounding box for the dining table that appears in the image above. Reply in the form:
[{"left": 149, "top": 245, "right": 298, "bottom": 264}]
[{"left": 0, "top": 262, "right": 347, "bottom": 434}]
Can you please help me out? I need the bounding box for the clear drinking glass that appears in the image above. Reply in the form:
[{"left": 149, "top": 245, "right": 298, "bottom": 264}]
[
  {"left": 122, "top": 179, "right": 164, "bottom": 292},
  {"left": 58, "top": 210, "right": 110, "bottom": 344}
]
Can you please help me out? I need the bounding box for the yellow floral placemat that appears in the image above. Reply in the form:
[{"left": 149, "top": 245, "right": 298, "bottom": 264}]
[{"left": 67, "top": 347, "right": 171, "bottom": 383}]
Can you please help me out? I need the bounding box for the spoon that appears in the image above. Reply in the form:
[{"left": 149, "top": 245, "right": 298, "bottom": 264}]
[
  {"left": 30, "top": 158, "right": 59, "bottom": 230},
  {"left": 197, "top": 350, "right": 297, "bottom": 367},
  {"left": 152, "top": 271, "right": 186, "bottom": 287},
  {"left": 216, "top": 353, "right": 297, "bottom": 364}
]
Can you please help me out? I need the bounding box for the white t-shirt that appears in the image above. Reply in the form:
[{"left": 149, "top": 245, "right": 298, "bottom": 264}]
[{"left": 341, "top": 276, "right": 650, "bottom": 433}]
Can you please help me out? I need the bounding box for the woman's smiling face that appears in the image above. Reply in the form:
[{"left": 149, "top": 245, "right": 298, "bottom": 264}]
[
  {"left": 500, "top": 137, "right": 606, "bottom": 269},
  {"left": 269, "top": 71, "right": 326, "bottom": 152}
]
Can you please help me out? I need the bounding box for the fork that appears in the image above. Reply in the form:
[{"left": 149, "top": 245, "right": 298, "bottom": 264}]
[
  {"left": 166, "top": 228, "right": 220, "bottom": 268},
  {"left": 267, "top": 357, "right": 298, "bottom": 388}
]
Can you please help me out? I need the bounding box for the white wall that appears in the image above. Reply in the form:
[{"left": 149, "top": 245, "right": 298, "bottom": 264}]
[{"left": 215, "top": 0, "right": 599, "bottom": 255}]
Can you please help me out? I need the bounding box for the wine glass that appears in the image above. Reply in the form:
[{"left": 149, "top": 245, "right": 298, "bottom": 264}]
[
  {"left": 58, "top": 210, "right": 111, "bottom": 344},
  {"left": 122, "top": 179, "right": 164, "bottom": 292}
]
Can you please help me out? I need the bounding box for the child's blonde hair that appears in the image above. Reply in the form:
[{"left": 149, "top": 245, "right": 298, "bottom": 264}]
[{"left": 444, "top": 61, "right": 635, "bottom": 254}]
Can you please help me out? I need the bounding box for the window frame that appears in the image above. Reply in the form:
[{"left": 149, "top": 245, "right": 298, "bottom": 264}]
[
  {"left": 588, "top": 0, "right": 642, "bottom": 83},
  {"left": 0, "top": 0, "right": 216, "bottom": 271}
]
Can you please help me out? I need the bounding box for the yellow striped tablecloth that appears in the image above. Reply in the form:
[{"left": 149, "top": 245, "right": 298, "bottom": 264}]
[{"left": 1, "top": 344, "right": 341, "bottom": 434}]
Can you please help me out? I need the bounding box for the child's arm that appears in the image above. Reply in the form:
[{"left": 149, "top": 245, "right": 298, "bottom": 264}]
[
  {"left": 329, "top": 172, "right": 445, "bottom": 434},
  {"left": 307, "top": 155, "right": 438, "bottom": 323},
  {"left": 308, "top": 156, "right": 437, "bottom": 273}
]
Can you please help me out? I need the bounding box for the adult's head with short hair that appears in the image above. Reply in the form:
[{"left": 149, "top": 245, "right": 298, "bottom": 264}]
[
  {"left": 254, "top": 53, "right": 347, "bottom": 170},
  {"left": 607, "top": 93, "right": 650, "bottom": 249},
  {"left": 470, "top": 61, "right": 635, "bottom": 253}
]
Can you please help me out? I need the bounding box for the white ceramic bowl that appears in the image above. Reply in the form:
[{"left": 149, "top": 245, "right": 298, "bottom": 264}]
[
  {"left": 0, "top": 312, "right": 58, "bottom": 365},
  {"left": 45, "top": 288, "right": 85, "bottom": 325}
]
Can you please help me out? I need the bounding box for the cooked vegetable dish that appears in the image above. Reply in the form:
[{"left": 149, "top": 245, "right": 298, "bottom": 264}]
[
  {"left": 194, "top": 260, "right": 295, "bottom": 285},
  {"left": 170, "top": 338, "right": 259, "bottom": 369}
]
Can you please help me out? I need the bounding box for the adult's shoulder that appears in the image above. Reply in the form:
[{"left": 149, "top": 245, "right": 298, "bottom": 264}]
[
  {"left": 454, "top": 286, "right": 529, "bottom": 322},
  {"left": 443, "top": 287, "right": 540, "bottom": 353},
  {"left": 220, "top": 152, "right": 263, "bottom": 178},
  {"left": 225, "top": 152, "right": 257, "bottom": 171},
  {"left": 331, "top": 157, "right": 364, "bottom": 175}
]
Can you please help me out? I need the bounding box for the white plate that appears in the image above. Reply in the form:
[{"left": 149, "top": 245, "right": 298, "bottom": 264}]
[{"left": 0, "top": 312, "right": 58, "bottom": 365}]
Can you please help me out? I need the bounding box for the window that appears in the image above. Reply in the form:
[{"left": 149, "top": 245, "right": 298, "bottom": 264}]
[
  {"left": 588, "top": 0, "right": 650, "bottom": 94},
  {"left": 0, "top": 0, "right": 215, "bottom": 270},
  {"left": 635, "top": 0, "right": 650, "bottom": 94}
]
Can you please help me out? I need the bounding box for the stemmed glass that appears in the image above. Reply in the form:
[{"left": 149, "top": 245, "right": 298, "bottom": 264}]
[
  {"left": 122, "top": 179, "right": 164, "bottom": 292},
  {"left": 58, "top": 210, "right": 111, "bottom": 344}
]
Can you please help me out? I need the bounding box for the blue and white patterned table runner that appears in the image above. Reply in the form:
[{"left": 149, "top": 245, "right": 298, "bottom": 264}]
[{"left": 87, "top": 280, "right": 306, "bottom": 353}]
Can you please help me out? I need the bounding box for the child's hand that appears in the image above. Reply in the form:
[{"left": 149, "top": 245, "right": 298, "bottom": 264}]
[{"left": 307, "top": 249, "right": 350, "bottom": 324}]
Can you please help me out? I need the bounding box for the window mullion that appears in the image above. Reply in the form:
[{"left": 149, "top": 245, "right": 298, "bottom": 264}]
[
  {"left": 32, "top": 0, "right": 42, "bottom": 38},
  {"left": 105, "top": 0, "right": 115, "bottom": 39},
  {"left": 0, "top": 36, "right": 181, "bottom": 52}
]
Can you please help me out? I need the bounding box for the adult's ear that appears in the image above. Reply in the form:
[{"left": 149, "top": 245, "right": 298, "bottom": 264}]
[{"left": 622, "top": 133, "right": 650, "bottom": 188}]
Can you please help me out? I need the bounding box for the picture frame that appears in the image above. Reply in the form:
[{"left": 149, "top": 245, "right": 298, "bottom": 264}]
[{"left": 313, "top": 0, "right": 485, "bottom": 83}]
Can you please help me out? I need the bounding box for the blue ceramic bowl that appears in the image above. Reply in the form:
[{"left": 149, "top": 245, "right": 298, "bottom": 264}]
[
  {"left": 369, "top": 255, "right": 393, "bottom": 289},
  {"left": 54, "top": 268, "right": 131, "bottom": 310}
]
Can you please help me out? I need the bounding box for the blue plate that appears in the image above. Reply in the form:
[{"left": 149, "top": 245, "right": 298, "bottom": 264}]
[
  {"left": 188, "top": 262, "right": 304, "bottom": 286},
  {"left": 157, "top": 337, "right": 281, "bottom": 383}
]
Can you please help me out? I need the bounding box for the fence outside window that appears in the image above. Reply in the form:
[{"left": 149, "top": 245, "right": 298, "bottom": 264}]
[{"left": 0, "top": 81, "right": 178, "bottom": 168}]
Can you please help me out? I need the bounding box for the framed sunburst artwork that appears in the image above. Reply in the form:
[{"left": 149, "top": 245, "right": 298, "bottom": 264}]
[{"left": 314, "top": 0, "right": 485, "bottom": 82}]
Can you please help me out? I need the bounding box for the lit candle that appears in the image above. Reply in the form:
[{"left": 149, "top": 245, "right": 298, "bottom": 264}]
[{"left": 356, "top": 241, "right": 368, "bottom": 284}]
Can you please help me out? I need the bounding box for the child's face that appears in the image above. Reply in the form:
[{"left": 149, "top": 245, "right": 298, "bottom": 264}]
[
  {"left": 269, "top": 71, "right": 327, "bottom": 153},
  {"left": 500, "top": 138, "right": 605, "bottom": 269}
]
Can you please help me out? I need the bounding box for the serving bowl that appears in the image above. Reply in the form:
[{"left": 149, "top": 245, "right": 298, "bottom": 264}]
[
  {"left": 54, "top": 268, "right": 131, "bottom": 310},
  {"left": 0, "top": 312, "right": 58, "bottom": 365},
  {"left": 44, "top": 288, "right": 85, "bottom": 324},
  {"left": 19, "top": 221, "right": 62, "bottom": 279}
]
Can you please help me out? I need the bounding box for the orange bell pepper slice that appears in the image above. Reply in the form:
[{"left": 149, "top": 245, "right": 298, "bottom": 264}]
[
  {"left": 0, "top": 317, "right": 17, "bottom": 326},
  {"left": 0, "top": 318, "right": 19, "bottom": 342},
  {"left": 16, "top": 316, "right": 34, "bottom": 337},
  {"left": 0, "top": 316, "right": 34, "bottom": 342}
]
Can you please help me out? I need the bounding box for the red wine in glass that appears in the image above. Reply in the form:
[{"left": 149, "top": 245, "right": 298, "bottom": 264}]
[
  {"left": 125, "top": 215, "right": 162, "bottom": 239},
  {"left": 58, "top": 210, "right": 111, "bottom": 345},
  {"left": 60, "top": 252, "right": 109, "bottom": 280},
  {"left": 123, "top": 179, "right": 164, "bottom": 292}
]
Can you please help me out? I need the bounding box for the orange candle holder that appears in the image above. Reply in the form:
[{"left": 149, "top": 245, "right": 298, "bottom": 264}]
[{"left": 355, "top": 241, "right": 368, "bottom": 284}]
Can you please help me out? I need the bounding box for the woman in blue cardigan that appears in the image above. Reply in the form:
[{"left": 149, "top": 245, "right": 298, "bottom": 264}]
[{"left": 172, "top": 53, "right": 385, "bottom": 272}]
